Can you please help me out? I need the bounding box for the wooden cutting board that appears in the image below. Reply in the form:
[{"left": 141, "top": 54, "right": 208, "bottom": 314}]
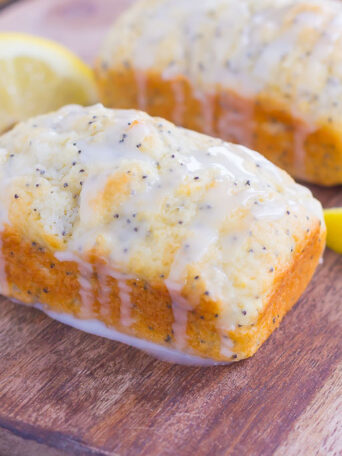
[{"left": 0, "top": 1, "right": 341, "bottom": 455}]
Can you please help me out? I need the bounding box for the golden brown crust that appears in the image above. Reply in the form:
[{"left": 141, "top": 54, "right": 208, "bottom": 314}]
[
  {"left": 229, "top": 221, "right": 325, "bottom": 358},
  {"left": 3, "top": 218, "right": 325, "bottom": 362},
  {"left": 95, "top": 67, "right": 342, "bottom": 186}
]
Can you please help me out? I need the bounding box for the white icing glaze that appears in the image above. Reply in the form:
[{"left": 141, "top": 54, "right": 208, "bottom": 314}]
[
  {"left": 33, "top": 303, "right": 228, "bottom": 366},
  {"left": 164, "top": 180, "right": 242, "bottom": 348}
]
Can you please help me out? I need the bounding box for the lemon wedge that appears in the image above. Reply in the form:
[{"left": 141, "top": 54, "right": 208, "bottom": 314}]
[
  {"left": 0, "top": 32, "right": 97, "bottom": 133},
  {"left": 324, "top": 208, "right": 342, "bottom": 254}
]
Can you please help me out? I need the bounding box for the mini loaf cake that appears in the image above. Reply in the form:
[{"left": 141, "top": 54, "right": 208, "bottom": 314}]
[
  {"left": 0, "top": 104, "right": 325, "bottom": 364},
  {"left": 96, "top": 0, "right": 342, "bottom": 186}
]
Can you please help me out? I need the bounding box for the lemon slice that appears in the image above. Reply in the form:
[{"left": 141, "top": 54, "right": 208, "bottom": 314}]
[
  {"left": 324, "top": 208, "right": 342, "bottom": 254},
  {"left": 0, "top": 32, "right": 97, "bottom": 133}
]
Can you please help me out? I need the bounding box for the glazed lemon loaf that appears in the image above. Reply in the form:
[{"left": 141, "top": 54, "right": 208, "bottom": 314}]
[
  {"left": 0, "top": 104, "right": 325, "bottom": 363},
  {"left": 96, "top": 0, "right": 342, "bottom": 186}
]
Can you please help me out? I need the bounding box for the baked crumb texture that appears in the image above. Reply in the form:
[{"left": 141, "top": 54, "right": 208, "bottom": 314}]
[
  {"left": 0, "top": 104, "right": 325, "bottom": 362},
  {"left": 96, "top": 0, "right": 342, "bottom": 186}
]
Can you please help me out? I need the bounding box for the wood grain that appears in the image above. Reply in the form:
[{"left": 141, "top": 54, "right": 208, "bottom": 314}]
[{"left": 0, "top": 1, "right": 341, "bottom": 455}]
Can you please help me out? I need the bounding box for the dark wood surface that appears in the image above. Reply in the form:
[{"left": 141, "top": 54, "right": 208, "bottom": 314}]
[
  {"left": 0, "top": 1, "right": 341, "bottom": 455},
  {"left": 0, "top": 1, "right": 13, "bottom": 7}
]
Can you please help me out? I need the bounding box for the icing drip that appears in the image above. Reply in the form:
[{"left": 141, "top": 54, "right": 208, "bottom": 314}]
[
  {"left": 217, "top": 92, "right": 254, "bottom": 147},
  {"left": 76, "top": 262, "right": 95, "bottom": 318},
  {"left": 106, "top": 269, "right": 135, "bottom": 328},
  {"left": 164, "top": 279, "right": 192, "bottom": 350},
  {"left": 54, "top": 251, "right": 95, "bottom": 318},
  {"left": 97, "top": 266, "right": 112, "bottom": 319},
  {"left": 200, "top": 93, "right": 215, "bottom": 136},
  {"left": 135, "top": 71, "right": 147, "bottom": 111},
  {"left": 293, "top": 123, "right": 316, "bottom": 178},
  {"left": 0, "top": 236, "right": 8, "bottom": 296},
  {"left": 165, "top": 179, "right": 251, "bottom": 350},
  {"left": 54, "top": 256, "right": 135, "bottom": 327},
  {"left": 171, "top": 79, "right": 185, "bottom": 125}
]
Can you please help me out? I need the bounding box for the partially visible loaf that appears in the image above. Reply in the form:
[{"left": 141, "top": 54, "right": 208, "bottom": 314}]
[
  {"left": 96, "top": 0, "right": 342, "bottom": 186},
  {"left": 0, "top": 104, "right": 325, "bottom": 363}
]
